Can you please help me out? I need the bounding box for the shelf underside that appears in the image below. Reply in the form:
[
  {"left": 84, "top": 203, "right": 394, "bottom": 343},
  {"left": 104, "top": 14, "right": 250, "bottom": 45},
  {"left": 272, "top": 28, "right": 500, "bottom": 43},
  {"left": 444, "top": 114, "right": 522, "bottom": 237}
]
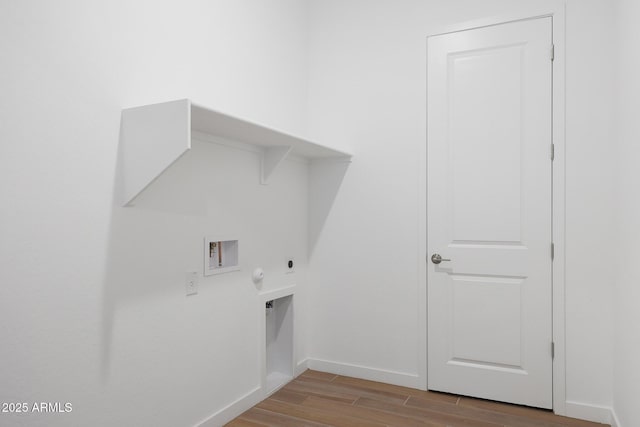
[{"left": 191, "top": 103, "right": 350, "bottom": 159}]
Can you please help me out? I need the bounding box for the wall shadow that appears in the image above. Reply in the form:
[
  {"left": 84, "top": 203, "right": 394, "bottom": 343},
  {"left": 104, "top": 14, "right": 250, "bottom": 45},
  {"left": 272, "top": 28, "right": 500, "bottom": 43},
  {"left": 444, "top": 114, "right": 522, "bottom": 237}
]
[
  {"left": 100, "top": 130, "right": 217, "bottom": 380},
  {"left": 308, "top": 160, "right": 351, "bottom": 257}
]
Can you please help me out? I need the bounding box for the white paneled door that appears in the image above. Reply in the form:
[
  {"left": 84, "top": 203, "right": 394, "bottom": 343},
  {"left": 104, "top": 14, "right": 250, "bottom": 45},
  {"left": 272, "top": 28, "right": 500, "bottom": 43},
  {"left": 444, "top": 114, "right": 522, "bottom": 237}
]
[{"left": 427, "top": 18, "right": 553, "bottom": 409}]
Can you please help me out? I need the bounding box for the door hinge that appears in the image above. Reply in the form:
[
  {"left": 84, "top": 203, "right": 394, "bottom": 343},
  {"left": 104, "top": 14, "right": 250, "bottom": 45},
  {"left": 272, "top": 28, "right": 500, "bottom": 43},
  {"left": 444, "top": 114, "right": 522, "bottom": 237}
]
[
  {"left": 551, "top": 342, "right": 555, "bottom": 359},
  {"left": 551, "top": 144, "right": 555, "bottom": 161},
  {"left": 551, "top": 243, "right": 555, "bottom": 260},
  {"left": 551, "top": 44, "right": 555, "bottom": 61}
]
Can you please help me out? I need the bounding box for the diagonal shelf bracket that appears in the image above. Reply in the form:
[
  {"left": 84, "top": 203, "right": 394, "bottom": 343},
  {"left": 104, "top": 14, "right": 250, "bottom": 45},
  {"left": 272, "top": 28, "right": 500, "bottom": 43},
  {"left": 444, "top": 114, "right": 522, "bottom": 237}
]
[{"left": 261, "top": 146, "right": 292, "bottom": 185}]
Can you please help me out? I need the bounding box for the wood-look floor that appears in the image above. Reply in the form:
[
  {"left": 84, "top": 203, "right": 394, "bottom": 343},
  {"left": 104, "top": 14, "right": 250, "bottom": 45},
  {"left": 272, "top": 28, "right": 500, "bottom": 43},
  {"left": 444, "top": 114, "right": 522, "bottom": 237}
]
[{"left": 227, "top": 370, "right": 609, "bottom": 427}]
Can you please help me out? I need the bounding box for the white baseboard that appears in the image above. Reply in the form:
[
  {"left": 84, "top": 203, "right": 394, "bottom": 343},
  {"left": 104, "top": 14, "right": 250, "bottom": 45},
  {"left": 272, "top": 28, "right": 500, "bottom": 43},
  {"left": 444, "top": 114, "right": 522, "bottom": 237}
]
[
  {"left": 565, "top": 401, "right": 620, "bottom": 426},
  {"left": 306, "top": 358, "right": 421, "bottom": 389},
  {"left": 610, "top": 407, "right": 622, "bottom": 427},
  {"left": 195, "top": 363, "right": 626, "bottom": 427},
  {"left": 295, "top": 358, "right": 309, "bottom": 377},
  {"left": 195, "top": 386, "right": 262, "bottom": 427},
  {"left": 196, "top": 359, "right": 310, "bottom": 427}
]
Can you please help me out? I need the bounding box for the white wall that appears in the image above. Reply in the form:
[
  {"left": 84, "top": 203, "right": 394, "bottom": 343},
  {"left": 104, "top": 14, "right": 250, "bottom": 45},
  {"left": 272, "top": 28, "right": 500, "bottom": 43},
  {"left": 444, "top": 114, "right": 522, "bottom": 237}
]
[
  {"left": 564, "top": 0, "right": 615, "bottom": 415},
  {"left": 306, "top": 0, "right": 615, "bottom": 417},
  {"left": 0, "top": 0, "right": 627, "bottom": 425},
  {"left": 0, "top": 1, "right": 310, "bottom": 426},
  {"left": 613, "top": 1, "right": 640, "bottom": 426}
]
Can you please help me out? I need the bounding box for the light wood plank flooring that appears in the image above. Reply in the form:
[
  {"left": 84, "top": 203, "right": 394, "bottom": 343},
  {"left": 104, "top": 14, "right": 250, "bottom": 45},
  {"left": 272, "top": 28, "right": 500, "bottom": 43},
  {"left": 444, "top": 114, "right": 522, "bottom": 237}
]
[{"left": 227, "top": 370, "right": 609, "bottom": 427}]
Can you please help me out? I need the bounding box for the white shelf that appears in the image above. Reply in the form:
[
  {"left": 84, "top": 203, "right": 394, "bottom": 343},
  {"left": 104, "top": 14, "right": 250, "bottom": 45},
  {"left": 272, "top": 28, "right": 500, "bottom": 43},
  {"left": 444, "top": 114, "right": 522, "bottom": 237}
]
[{"left": 119, "top": 99, "right": 352, "bottom": 206}]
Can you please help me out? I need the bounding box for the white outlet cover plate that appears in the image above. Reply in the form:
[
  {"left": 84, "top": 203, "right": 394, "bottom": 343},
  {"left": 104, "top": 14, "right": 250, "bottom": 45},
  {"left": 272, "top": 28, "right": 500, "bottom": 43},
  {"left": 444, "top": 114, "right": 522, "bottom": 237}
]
[{"left": 186, "top": 271, "right": 198, "bottom": 296}]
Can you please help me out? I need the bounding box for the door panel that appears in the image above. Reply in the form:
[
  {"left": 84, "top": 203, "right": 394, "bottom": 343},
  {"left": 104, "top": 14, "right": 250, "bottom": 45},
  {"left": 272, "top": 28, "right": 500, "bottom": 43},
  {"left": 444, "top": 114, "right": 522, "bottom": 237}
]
[
  {"left": 451, "top": 275, "right": 523, "bottom": 367},
  {"left": 451, "top": 44, "right": 524, "bottom": 243},
  {"left": 427, "top": 17, "right": 552, "bottom": 409}
]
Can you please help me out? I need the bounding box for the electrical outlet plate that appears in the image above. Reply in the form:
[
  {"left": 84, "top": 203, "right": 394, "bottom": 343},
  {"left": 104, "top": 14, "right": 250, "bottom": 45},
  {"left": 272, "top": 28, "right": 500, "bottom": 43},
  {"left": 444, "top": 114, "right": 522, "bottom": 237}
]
[
  {"left": 185, "top": 271, "right": 198, "bottom": 296},
  {"left": 285, "top": 258, "right": 295, "bottom": 274}
]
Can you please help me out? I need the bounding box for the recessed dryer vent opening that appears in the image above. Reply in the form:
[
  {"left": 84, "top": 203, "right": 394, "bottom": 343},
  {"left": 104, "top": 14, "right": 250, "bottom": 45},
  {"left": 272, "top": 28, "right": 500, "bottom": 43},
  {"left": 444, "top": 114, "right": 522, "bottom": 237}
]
[{"left": 265, "top": 295, "right": 293, "bottom": 393}]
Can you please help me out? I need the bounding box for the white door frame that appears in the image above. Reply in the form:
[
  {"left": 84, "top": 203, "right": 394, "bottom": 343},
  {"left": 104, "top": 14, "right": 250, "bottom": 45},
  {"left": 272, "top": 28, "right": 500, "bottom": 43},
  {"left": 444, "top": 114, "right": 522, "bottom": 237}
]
[{"left": 419, "top": 1, "right": 567, "bottom": 415}]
